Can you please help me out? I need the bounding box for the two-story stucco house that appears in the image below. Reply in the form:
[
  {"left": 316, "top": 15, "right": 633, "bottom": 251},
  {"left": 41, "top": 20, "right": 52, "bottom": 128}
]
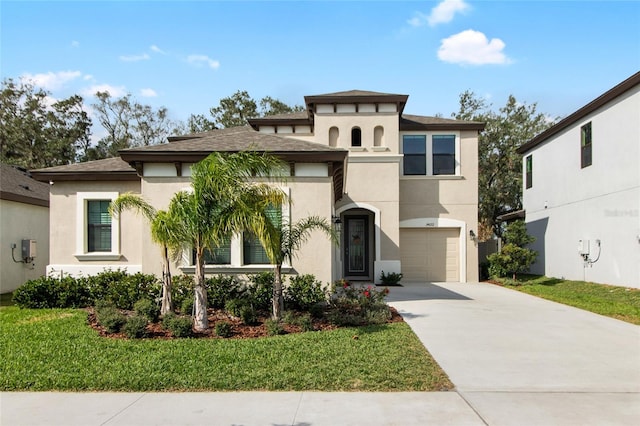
[
  {"left": 32, "top": 90, "right": 484, "bottom": 285},
  {"left": 518, "top": 72, "right": 640, "bottom": 288}
]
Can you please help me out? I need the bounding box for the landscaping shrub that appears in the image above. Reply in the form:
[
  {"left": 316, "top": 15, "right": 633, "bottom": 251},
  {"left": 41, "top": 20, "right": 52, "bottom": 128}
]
[
  {"left": 171, "top": 275, "right": 194, "bottom": 311},
  {"left": 96, "top": 306, "right": 127, "bottom": 333},
  {"left": 122, "top": 315, "right": 148, "bottom": 338},
  {"left": 13, "top": 276, "right": 61, "bottom": 309},
  {"left": 265, "top": 319, "right": 286, "bottom": 336},
  {"left": 180, "top": 297, "right": 194, "bottom": 316},
  {"left": 329, "top": 284, "right": 391, "bottom": 326},
  {"left": 224, "top": 298, "right": 245, "bottom": 317},
  {"left": 163, "top": 313, "right": 193, "bottom": 338},
  {"left": 284, "top": 274, "right": 326, "bottom": 311},
  {"left": 13, "top": 276, "right": 93, "bottom": 309},
  {"left": 247, "top": 272, "right": 274, "bottom": 311},
  {"left": 239, "top": 305, "right": 257, "bottom": 325},
  {"left": 380, "top": 271, "right": 403, "bottom": 286},
  {"left": 86, "top": 269, "right": 160, "bottom": 309},
  {"left": 214, "top": 321, "right": 233, "bottom": 338},
  {"left": 56, "top": 276, "right": 93, "bottom": 307},
  {"left": 134, "top": 298, "right": 160, "bottom": 323},
  {"left": 206, "top": 275, "right": 243, "bottom": 309}
]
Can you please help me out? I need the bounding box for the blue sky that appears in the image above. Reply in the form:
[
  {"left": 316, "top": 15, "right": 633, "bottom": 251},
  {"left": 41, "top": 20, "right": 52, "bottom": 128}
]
[{"left": 2, "top": 0, "right": 639, "bottom": 135}]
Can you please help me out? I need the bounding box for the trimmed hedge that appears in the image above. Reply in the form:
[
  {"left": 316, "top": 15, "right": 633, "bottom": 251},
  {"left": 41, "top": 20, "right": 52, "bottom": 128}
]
[{"left": 12, "top": 270, "right": 159, "bottom": 309}]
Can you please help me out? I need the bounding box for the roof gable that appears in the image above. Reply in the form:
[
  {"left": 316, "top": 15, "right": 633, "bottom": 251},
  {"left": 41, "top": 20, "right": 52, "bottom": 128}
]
[{"left": 518, "top": 71, "right": 640, "bottom": 154}]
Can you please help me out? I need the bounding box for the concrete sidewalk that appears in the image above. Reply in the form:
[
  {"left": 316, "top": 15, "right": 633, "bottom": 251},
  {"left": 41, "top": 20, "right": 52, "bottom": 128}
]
[
  {"left": 388, "top": 282, "right": 640, "bottom": 426},
  {"left": 0, "top": 391, "right": 483, "bottom": 426},
  {"left": 2, "top": 281, "right": 639, "bottom": 425}
]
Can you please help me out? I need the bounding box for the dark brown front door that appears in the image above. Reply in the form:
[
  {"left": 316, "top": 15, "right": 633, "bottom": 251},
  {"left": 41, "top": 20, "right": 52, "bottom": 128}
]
[{"left": 344, "top": 216, "right": 369, "bottom": 277}]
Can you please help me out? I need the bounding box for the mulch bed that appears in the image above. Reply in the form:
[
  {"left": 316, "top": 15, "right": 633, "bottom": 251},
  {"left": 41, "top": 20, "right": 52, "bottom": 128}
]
[{"left": 87, "top": 306, "right": 404, "bottom": 340}]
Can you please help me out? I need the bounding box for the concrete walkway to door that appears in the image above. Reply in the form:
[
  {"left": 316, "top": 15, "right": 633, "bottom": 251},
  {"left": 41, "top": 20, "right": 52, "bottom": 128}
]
[{"left": 387, "top": 281, "right": 640, "bottom": 426}]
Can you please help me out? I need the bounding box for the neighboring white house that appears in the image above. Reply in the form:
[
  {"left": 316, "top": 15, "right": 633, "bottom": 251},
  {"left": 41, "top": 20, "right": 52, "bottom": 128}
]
[
  {"left": 0, "top": 163, "right": 50, "bottom": 293},
  {"left": 518, "top": 72, "right": 640, "bottom": 288},
  {"left": 32, "top": 90, "right": 484, "bottom": 285}
]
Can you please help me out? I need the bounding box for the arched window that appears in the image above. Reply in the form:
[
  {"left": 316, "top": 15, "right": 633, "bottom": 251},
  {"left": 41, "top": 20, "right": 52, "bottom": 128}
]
[
  {"left": 329, "top": 127, "right": 339, "bottom": 147},
  {"left": 351, "top": 127, "right": 362, "bottom": 147},
  {"left": 374, "top": 126, "right": 384, "bottom": 147}
]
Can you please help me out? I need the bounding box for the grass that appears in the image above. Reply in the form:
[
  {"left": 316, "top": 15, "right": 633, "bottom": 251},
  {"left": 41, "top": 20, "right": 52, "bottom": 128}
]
[
  {"left": 0, "top": 306, "right": 452, "bottom": 392},
  {"left": 492, "top": 275, "right": 640, "bottom": 325}
]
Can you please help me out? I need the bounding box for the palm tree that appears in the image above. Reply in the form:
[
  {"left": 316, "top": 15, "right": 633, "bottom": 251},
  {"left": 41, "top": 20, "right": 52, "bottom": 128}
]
[
  {"left": 109, "top": 193, "right": 181, "bottom": 314},
  {"left": 167, "top": 152, "right": 287, "bottom": 331},
  {"left": 259, "top": 216, "right": 338, "bottom": 321}
]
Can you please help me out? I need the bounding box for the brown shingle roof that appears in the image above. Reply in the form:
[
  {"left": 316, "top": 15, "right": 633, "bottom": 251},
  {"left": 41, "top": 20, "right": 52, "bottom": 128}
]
[
  {"left": 0, "top": 163, "right": 50, "bottom": 207},
  {"left": 30, "top": 157, "right": 137, "bottom": 182},
  {"left": 400, "top": 114, "right": 485, "bottom": 131},
  {"left": 124, "top": 126, "right": 346, "bottom": 163}
]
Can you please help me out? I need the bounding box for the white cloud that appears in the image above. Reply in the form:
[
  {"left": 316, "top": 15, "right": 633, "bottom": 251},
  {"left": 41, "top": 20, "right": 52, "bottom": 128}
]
[
  {"left": 20, "top": 70, "right": 83, "bottom": 91},
  {"left": 82, "top": 84, "right": 126, "bottom": 98},
  {"left": 187, "top": 54, "right": 220, "bottom": 70},
  {"left": 71, "top": 40, "right": 80, "bottom": 48},
  {"left": 438, "top": 30, "right": 511, "bottom": 65},
  {"left": 408, "top": 0, "right": 469, "bottom": 27},
  {"left": 140, "top": 88, "right": 157, "bottom": 98},
  {"left": 150, "top": 45, "right": 166, "bottom": 54},
  {"left": 429, "top": 0, "right": 470, "bottom": 26},
  {"left": 119, "top": 53, "right": 150, "bottom": 62}
]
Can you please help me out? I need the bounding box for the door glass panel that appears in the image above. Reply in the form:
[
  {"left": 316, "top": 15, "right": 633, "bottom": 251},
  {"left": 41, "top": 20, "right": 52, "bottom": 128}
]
[{"left": 348, "top": 219, "right": 365, "bottom": 273}]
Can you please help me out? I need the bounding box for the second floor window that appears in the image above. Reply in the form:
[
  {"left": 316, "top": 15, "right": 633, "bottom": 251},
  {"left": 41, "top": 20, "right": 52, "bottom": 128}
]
[
  {"left": 432, "top": 135, "right": 456, "bottom": 175},
  {"left": 581, "top": 122, "right": 592, "bottom": 168},
  {"left": 525, "top": 155, "right": 533, "bottom": 189},
  {"left": 403, "top": 135, "right": 427, "bottom": 175},
  {"left": 351, "top": 127, "right": 362, "bottom": 147}
]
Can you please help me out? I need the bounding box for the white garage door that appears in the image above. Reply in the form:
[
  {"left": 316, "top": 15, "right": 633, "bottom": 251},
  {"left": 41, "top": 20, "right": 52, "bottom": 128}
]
[{"left": 400, "top": 228, "right": 460, "bottom": 282}]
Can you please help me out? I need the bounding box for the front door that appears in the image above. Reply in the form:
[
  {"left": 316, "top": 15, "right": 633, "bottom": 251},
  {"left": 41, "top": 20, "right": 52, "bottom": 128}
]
[{"left": 344, "top": 216, "right": 369, "bottom": 277}]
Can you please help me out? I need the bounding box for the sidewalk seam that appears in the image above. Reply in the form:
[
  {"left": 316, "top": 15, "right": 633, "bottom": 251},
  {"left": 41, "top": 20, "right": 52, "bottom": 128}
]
[
  {"left": 100, "top": 393, "right": 147, "bottom": 426},
  {"left": 290, "top": 391, "right": 304, "bottom": 426},
  {"left": 455, "top": 390, "right": 489, "bottom": 426}
]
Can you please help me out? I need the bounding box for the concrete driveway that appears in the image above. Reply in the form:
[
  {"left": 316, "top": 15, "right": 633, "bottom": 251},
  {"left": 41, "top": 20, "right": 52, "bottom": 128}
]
[{"left": 388, "top": 281, "right": 640, "bottom": 426}]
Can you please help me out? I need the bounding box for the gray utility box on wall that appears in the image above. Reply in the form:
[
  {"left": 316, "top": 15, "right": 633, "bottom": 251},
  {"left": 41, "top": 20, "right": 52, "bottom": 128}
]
[{"left": 22, "top": 239, "right": 36, "bottom": 260}]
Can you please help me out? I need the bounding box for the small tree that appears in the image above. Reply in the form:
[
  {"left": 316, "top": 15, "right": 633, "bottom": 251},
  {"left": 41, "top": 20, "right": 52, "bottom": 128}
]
[
  {"left": 109, "top": 193, "right": 181, "bottom": 314},
  {"left": 487, "top": 220, "right": 537, "bottom": 280},
  {"left": 258, "top": 216, "right": 338, "bottom": 321}
]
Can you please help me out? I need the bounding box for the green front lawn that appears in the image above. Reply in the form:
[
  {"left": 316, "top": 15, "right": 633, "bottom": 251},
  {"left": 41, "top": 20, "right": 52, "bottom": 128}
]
[
  {"left": 0, "top": 306, "right": 452, "bottom": 392},
  {"left": 492, "top": 275, "right": 640, "bottom": 325}
]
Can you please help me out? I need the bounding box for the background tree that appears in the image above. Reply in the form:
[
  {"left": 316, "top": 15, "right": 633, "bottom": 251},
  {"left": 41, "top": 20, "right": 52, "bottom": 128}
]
[
  {"left": 0, "top": 78, "right": 91, "bottom": 168},
  {"left": 86, "top": 91, "right": 176, "bottom": 160},
  {"left": 109, "top": 193, "right": 181, "bottom": 314},
  {"left": 167, "top": 152, "right": 287, "bottom": 331},
  {"left": 453, "top": 91, "right": 555, "bottom": 239},
  {"left": 259, "top": 216, "right": 337, "bottom": 321},
  {"left": 209, "top": 90, "right": 304, "bottom": 128}
]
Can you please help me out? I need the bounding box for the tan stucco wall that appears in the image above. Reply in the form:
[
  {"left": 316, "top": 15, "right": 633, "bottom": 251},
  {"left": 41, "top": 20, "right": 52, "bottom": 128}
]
[
  {"left": 399, "top": 130, "right": 479, "bottom": 281},
  {"left": 48, "top": 181, "right": 143, "bottom": 271},
  {"left": 0, "top": 200, "right": 50, "bottom": 292},
  {"left": 291, "top": 112, "right": 400, "bottom": 153}
]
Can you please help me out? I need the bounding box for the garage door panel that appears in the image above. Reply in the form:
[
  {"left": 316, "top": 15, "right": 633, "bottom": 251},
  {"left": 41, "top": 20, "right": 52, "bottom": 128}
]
[{"left": 400, "top": 228, "right": 459, "bottom": 282}]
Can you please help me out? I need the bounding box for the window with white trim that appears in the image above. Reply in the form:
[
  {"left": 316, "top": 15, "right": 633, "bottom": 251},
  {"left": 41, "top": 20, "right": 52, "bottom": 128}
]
[
  {"left": 401, "top": 133, "right": 460, "bottom": 176},
  {"left": 76, "top": 192, "right": 120, "bottom": 260}
]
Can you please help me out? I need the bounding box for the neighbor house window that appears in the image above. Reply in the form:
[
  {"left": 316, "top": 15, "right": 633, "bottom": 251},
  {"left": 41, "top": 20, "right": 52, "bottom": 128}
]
[
  {"left": 351, "top": 127, "right": 362, "bottom": 147},
  {"left": 432, "top": 135, "right": 456, "bottom": 175},
  {"left": 243, "top": 205, "right": 282, "bottom": 265},
  {"left": 87, "top": 200, "right": 112, "bottom": 252},
  {"left": 525, "top": 155, "right": 533, "bottom": 189},
  {"left": 581, "top": 122, "right": 592, "bottom": 168},
  {"left": 403, "top": 135, "right": 427, "bottom": 175}
]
